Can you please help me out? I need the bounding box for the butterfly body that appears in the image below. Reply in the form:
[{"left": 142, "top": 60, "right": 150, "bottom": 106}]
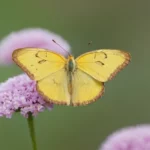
[
  {"left": 67, "top": 55, "right": 76, "bottom": 72},
  {"left": 13, "top": 48, "right": 130, "bottom": 106},
  {"left": 66, "top": 56, "right": 75, "bottom": 101}
]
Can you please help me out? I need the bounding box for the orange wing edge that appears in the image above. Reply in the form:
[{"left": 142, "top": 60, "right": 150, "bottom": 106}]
[
  {"left": 72, "top": 83, "right": 105, "bottom": 106},
  {"left": 108, "top": 51, "right": 131, "bottom": 80},
  {"left": 36, "top": 83, "right": 70, "bottom": 105},
  {"left": 12, "top": 49, "right": 35, "bottom": 80}
]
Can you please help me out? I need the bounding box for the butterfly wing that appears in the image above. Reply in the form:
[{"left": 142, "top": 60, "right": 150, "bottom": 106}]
[
  {"left": 76, "top": 50, "right": 130, "bottom": 82},
  {"left": 37, "top": 68, "right": 70, "bottom": 105},
  {"left": 13, "top": 48, "right": 66, "bottom": 80},
  {"left": 13, "top": 48, "right": 70, "bottom": 104},
  {"left": 71, "top": 69, "right": 104, "bottom": 106}
]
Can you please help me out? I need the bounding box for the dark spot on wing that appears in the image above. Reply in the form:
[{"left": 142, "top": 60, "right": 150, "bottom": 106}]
[
  {"left": 102, "top": 52, "right": 107, "bottom": 58},
  {"left": 96, "top": 61, "right": 104, "bottom": 66},
  {"left": 31, "top": 64, "right": 33, "bottom": 66},
  {"left": 35, "top": 53, "right": 38, "bottom": 57},
  {"left": 94, "top": 52, "right": 107, "bottom": 59},
  {"left": 38, "top": 59, "right": 46, "bottom": 64}
]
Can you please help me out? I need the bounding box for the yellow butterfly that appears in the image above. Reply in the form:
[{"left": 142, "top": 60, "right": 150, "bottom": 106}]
[{"left": 12, "top": 47, "right": 130, "bottom": 106}]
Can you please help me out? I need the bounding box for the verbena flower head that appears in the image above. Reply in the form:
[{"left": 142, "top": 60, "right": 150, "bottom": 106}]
[
  {"left": 100, "top": 125, "right": 150, "bottom": 150},
  {"left": 0, "top": 74, "right": 53, "bottom": 118},
  {"left": 0, "top": 28, "right": 71, "bottom": 65}
]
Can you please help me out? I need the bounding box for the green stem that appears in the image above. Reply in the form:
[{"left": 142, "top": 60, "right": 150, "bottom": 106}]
[{"left": 27, "top": 113, "right": 37, "bottom": 150}]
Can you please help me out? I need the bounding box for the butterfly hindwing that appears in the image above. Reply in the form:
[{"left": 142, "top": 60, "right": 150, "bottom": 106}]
[
  {"left": 71, "top": 69, "right": 104, "bottom": 106},
  {"left": 13, "top": 48, "right": 66, "bottom": 80},
  {"left": 37, "top": 68, "right": 70, "bottom": 105},
  {"left": 76, "top": 49, "right": 130, "bottom": 82}
]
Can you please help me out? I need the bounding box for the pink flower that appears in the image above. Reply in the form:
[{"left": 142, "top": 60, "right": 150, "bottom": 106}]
[
  {"left": 100, "top": 125, "right": 150, "bottom": 150},
  {"left": 0, "top": 74, "right": 53, "bottom": 118},
  {"left": 0, "top": 28, "right": 71, "bottom": 65}
]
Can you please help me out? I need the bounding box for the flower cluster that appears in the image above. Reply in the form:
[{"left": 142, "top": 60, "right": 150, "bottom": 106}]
[
  {"left": 0, "top": 74, "right": 53, "bottom": 118},
  {"left": 0, "top": 28, "right": 71, "bottom": 117},
  {"left": 100, "top": 125, "right": 150, "bottom": 150},
  {"left": 0, "top": 28, "right": 70, "bottom": 64}
]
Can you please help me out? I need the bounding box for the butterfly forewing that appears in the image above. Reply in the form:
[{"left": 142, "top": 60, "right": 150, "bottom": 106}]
[
  {"left": 13, "top": 48, "right": 66, "bottom": 81},
  {"left": 76, "top": 49, "right": 130, "bottom": 82}
]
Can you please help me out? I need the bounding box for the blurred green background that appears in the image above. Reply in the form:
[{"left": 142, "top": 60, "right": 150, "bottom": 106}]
[{"left": 0, "top": 0, "right": 149, "bottom": 150}]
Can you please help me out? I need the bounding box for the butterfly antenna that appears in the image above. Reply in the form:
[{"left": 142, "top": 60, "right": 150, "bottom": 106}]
[{"left": 52, "top": 39, "right": 71, "bottom": 56}]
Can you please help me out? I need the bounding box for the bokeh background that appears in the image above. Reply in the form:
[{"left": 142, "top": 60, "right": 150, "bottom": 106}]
[{"left": 0, "top": 0, "right": 149, "bottom": 150}]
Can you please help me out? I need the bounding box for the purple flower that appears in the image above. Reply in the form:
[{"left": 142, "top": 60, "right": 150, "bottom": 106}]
[
  {"left": 0, "top": 74, "right": 53, "bottom": 118},
  {"left": 100, "top": 125, "right": 150, "bottom": 150},
  {"left": 0, "top": 28, "right": 71, "bottom": 65}
]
